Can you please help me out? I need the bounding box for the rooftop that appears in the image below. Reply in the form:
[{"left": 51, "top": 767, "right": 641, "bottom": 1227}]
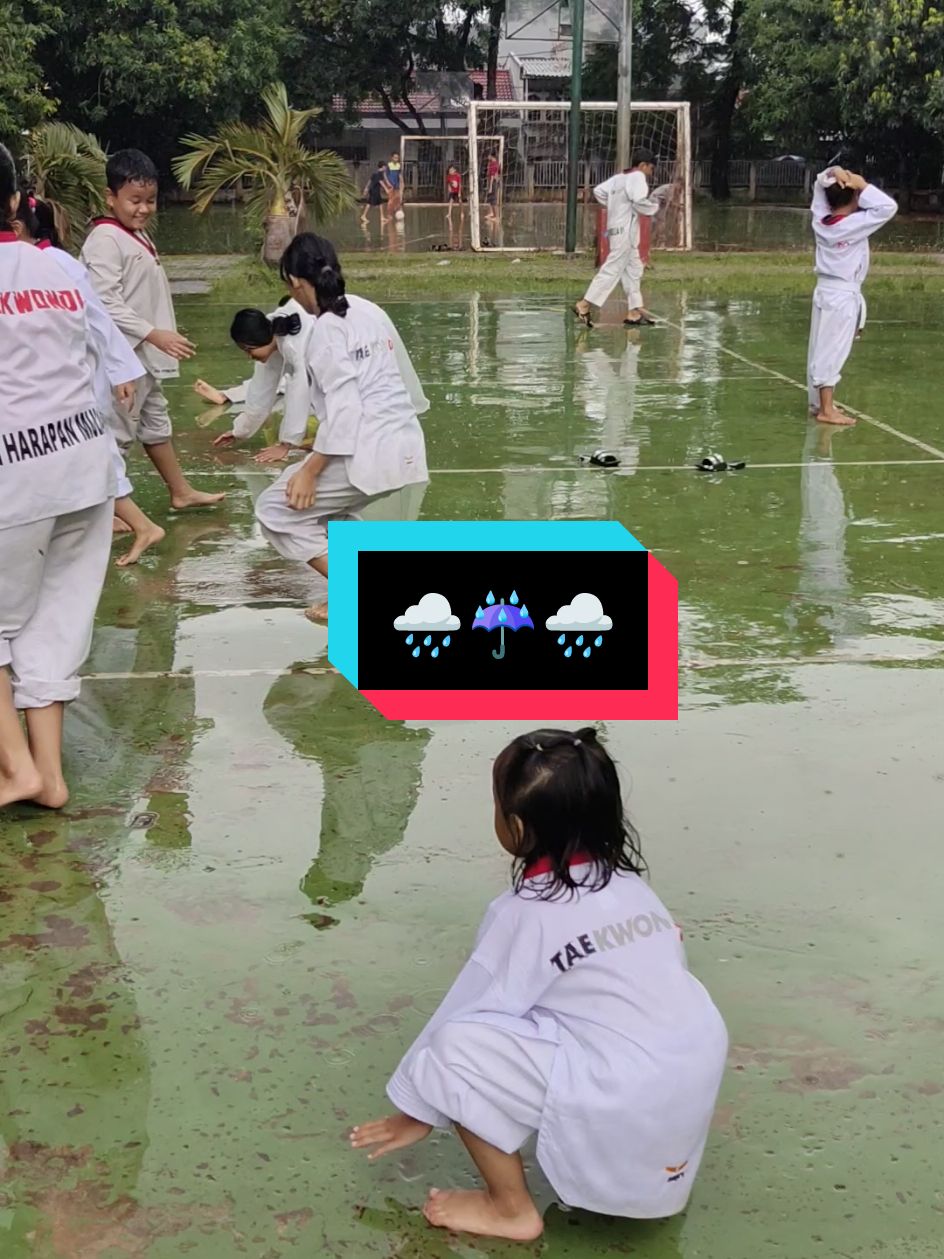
[{"left": 511, "top": 54, "right": 572, "bottom": 78}]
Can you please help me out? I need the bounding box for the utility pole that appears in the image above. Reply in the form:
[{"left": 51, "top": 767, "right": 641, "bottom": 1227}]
[
  {"left": 564, "top": 0, "right": 586, "bottom": 254},
  {"left": 616, "top": 0, "right": 633, "bottom": 170}
]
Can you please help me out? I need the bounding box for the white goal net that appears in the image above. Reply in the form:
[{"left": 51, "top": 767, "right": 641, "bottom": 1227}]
[
  {"left": 400, "top": 135, "right": 505, "bottom": 205},
  {"left": 466, "top": 100, "right": 692, "bottom": 253}
]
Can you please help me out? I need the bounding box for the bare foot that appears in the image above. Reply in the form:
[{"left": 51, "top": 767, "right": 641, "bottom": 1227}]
[
  {"left": 814, "top": 410, "right": 856, "bottom": 426},
  {"left": 194, "top": 379, "right": 228, "bottom": 406},
  {"left": 30, "top": 775, "right": 70, "bottom": 810},
  {"left": 304, "top": 602, "right": 329, "bottom": 624},
  {"left": 115, "top": 522, "right": 166, "bottom": 567},
  {"left": 422, "top": 1189, "right": 544, "bottom": 1242},
  {"left": 0, "top": 766, "right": 44, "bottom": 808},
  {"left": 350, "top": 1113, "right": 432, "bottom": 1160},
  {"left": 113, "top": 516, "right": 132, "bottom": 534},
  {"left": 170, "top": 488, "right": 226, "bottom": 510}
]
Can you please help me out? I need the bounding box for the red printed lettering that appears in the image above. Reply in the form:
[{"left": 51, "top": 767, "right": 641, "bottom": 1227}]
[{"left": 13, "top": 291, "right": 32, "bottom": 314}]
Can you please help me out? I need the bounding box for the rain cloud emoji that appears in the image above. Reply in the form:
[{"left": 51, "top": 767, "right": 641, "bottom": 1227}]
[
  {"left": 394, "top": 593, "right": 460, "bottom": 659},
  {"left": 546, "top": 593, "right": 613, "bottom": 659}
]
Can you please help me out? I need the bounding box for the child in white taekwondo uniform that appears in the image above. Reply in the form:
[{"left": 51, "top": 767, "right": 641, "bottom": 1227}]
[
  {"left": 0, "top": 145, "right": 137, "bottom": 809},
  {"left": 574, "top": 148, "right": 669, "bottom": 329},
  {"left": 211, "top": 300, "right": 315, "bottom": 464},
  {"left": 352, "top": 727, "right": 728, "bottom": 1243},
  {"left": 12, "top": 194, "right": 165, "bottom": 566},
  {"left": 255, "top": 234, "right": 429, "bottom": 623},
  {"left": 808, "top": 167, "right": 897, "bottom": 425},
  {"left": 80, "top": 148, "right": 224, "bottom": 511}
]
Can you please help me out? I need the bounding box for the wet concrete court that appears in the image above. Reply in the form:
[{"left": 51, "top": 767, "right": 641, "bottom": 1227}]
[{"left": 1, "top": 284, "right": 943, "bottom": 1257}]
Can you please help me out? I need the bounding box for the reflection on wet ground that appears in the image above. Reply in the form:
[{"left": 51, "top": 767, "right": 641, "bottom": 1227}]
[
  {"left": 155, "top": 201, "right": 944, "bottom": 256},
  {"left": 1, "top": 291, "right": 943, "bottom": 1258}
]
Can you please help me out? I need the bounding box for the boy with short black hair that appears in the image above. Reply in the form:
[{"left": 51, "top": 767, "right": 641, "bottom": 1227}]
[
  {"left": 807, "top": 166, "right": 897, "bottom": 425},
  {"left": 81, "top": 148, "right": 224, "bottom": 510}
]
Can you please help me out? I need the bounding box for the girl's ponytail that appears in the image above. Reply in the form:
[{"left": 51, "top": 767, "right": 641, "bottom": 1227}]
[
  {"left": 279, "top": 233, "right": 349, "bottom": 319},
  {"left": 270, "top": 312, "right": 302, "bottom": 337}
]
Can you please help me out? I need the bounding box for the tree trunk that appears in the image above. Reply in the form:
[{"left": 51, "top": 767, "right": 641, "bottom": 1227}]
[
  {"left": 487, "top": 2, "right": 503, "bottom": 99},
  {"left": 710, "top": 0, "right": 746, "bottom": 201},
  {"left": 263, "top": 213, "right": 295, "bottom": 266}
]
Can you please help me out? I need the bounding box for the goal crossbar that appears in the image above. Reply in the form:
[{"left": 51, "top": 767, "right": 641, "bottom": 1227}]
[{"left": 467, "top": 100, "right": 692, "bottom": 254}]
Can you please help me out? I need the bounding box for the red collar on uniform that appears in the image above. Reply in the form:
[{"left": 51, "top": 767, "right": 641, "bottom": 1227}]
[
  {"left": 89, "top": 217, "right": 158, "bottom": 258},
  {"left": 524, "top": 851, "right": 594, "bottom": 879},
  {"left": 0, "top": 231, "right": 18, "bottom": 244},
  {"left": 35, "top": 238, "right": 53, "bottom": 250}
]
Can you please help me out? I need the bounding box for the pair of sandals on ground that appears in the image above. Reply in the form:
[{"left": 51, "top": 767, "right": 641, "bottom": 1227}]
[{"left": 573, "top": 304, "right": 657, "bottom": 330}]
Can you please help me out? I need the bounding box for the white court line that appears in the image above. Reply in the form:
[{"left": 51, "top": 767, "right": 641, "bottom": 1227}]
[
  {"left": 146, "top": 457, "right": 944, "bottom": 480},
  {"left": 656, "top": 315, "right": 944, "bottom": 460},
  {"left": 81, "top": 650, "right": 944, "bottom": 683}
]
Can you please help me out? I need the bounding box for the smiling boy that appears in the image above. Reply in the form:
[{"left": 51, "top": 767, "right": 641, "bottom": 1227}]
[{"left": 81, "top": 150, "right": 224, "bottom": 510}]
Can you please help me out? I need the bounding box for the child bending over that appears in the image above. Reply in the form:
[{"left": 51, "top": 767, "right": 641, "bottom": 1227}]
[{"left": 352, "top": 727, "right": 728, "bottom": 1241}]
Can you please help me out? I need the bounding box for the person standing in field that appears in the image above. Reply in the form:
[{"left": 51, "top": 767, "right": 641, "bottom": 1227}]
[
  {"left": 386, "top": 152, "right": 403, "bottom": 214},
  {"left": 81, "top": 148, "right": 225, "bottom": 514},
  {"left": 0, "top": 143, "right": 137, "bottom": 809},
  {"left": 807, "top": 166, "right": 897, "bottom": 425},
  {"left": 361, "top": 163, "right": 391, "bottom": 228},
  {"left": 574, "top": 148, "right": 669, "bottom": 330},
  {"left": 485, "top": 151, "right": 501, "bottom": 221},
  {"left": 446, "top": 164, "right": 463, "bottom": 226}
]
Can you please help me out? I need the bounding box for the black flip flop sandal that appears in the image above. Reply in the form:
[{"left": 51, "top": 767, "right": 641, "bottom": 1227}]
[{"left": 573, "top": 305, "right": 593, "bottom": 329}]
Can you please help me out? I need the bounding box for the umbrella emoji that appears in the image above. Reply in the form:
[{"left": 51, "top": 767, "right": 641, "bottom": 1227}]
[{"left": 472, "top": 589, "right": 534, "bottom": 661}]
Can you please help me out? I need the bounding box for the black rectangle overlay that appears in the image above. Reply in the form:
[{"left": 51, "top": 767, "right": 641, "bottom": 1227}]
[{"left": 357, "top": 550, "right": 648, "bottom": 691}]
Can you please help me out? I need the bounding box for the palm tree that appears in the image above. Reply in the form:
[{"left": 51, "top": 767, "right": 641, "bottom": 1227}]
[
  {"left": 22, "top": 122, "right": 107, "bottom": 246},
  {"left": 173, "top": 82, "right": 356, "bottom": 264}
]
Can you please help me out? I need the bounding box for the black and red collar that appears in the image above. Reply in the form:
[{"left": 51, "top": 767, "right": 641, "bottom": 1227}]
[
  {"left": 0, "top": 230, "right": 19, "bottom": 244},
  {"left": 524, "top": 851, "right": 594, "bottom": 879},
  {"left": 89, "top": 216, "right": 158, "bottom": 258}
]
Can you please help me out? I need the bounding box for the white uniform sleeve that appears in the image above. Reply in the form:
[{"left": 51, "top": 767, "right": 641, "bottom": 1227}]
[
  {"left": 81, "top": 231, "right": 154, "bottom": 346},
  {"left": 233, "top": 350, "right": 285, "bottom": 441},
  {"left": 625, "top": 171, "right": 660, "bottom": 218},
  {"left": 377, "top": 308, "right": 429, "bottom": 416},
  {"left": 311, "top": 320, "right": 361, "bottom": 457},
  {"left": 841, "top": 184, "right": 899, "bottom": 241},
  {"left": 276, "top": 339, "right": 313, "bottom": 447},
  {"left": 78, "top": 277, "right": 144, "bottom": 388},
  {"left": 811, "top": 168, "right": 835, "bottom": 219},
  {"left": 592, "top": 174, "right": 620, "bottom": 206}
]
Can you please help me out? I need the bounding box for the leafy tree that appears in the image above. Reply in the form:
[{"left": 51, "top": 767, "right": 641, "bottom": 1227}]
[
  {"left": 739, "top": 0, "right": 843, "bottom": 156},
  {"left": 174, "top": 82, "right": 356, "bottom": 263},
  {"left": 22, "top": 121, "right": 107, "bottom": 243},
  {"left": 582, "top": 0, "right": 708, "bottom": 102},
  {"left": 0, "top": 1, "right": 55, "bottom": 148},
  {"left": 833, "top": 0, "right": 944, "bottom": 193}
]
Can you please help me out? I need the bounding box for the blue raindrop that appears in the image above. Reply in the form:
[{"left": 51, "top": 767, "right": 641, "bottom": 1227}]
[
  {"left": 424, "top": 634, "right": 432, "bottom": 646},
  {"left": 406, "top": 633, "right": 414, "bottom": 644},
  {"left": 557, "top": 634, "right": 565, "bottom": 645},
  {"left": 443, "top": 635, "right": 451, "bottom": 647},
  {"left": 498, "top": 609, "right": 507, "bottom": 623},
  {"left": 583, "top": 647, "right": 592, "bottom": 658},
  {"left": 520, "top": 604, "right": 528, "bottom": 618},
  {"left": 432, "top": 647, "right": 439, "bottom": 658},
  {"left": 486, "top": 591, "right": 496, "bottom": 605},
  {"left": 475, "top": 606, "right": 484, "bottom": 618},
  {"left": 564, "top": 646, "right": 573, "bottom": 658},
  {"left": 595, "top": 635, "right": 603, "bottom": 647},
  {"left": 576, "top": 634, "right": 584, "bottom": 646},
  {"left": 412, "top": 646, "right": 420, "bottom": 657},
  {"left": 510, "top": 590, "right": 519, "bottom": 604}
]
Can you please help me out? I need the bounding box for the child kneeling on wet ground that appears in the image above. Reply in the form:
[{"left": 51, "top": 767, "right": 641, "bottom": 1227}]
[{"left": 352, "top": 728, "right": 728, "bottom": 1241}]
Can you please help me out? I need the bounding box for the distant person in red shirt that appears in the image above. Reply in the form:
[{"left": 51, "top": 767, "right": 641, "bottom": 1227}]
[
  {"left": 446, "top": 164, "right": 463, "bottom": 225},
  {"left": 486, "top": 151, "right": 501, "bottom": 220}
]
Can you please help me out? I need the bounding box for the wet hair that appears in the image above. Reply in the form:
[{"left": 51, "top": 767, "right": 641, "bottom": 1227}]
[
  {"left": 106, "top": 149, "right": 159, "bottom": 193},
  {"left": 0, "top": 143, "right": 18, "bottom": 230},
  {"left": 13, "top": 188, "right": 62, "bottom": 248},
  {"left": 279, "top": 233, "right": 349, "bottom": 318},
  {"left": 631, "top": 147, "right": 655, "bottom": 168},
  {"left": 825, "top": 182, "right": 856, "bottom": 211},
  {"left": 494, "top": 727, "right": 646, "bottom": 901},
  {"left": 229, "top": 307, "right": 301, "bottom": 348}
]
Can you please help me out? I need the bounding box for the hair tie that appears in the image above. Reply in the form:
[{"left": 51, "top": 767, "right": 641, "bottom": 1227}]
[
  {"left": 573, "top": 738, "right": 581, "bottom": 746},
  {"left": 534, "top": 742, "right": 544, "bottom": 752}
]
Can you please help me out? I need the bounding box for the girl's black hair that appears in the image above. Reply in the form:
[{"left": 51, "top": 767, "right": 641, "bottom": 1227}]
[
  {"left": 0, "top": 143, "right": 18, "bottom": 231},
  {"left": 12, "top": 188, "right": 62, "bottom": 248},
  {"left": 494, "top": 727, "right": 647, "bottom": 901},
  {"left": 279, "top": 233, "right": 349, "bottom": 318},
  {"left": 229, "top": 307, "right": 301, "bottom": 347},
  {"left": 825, "top": 182, "right": 857, "bottom": 212}
]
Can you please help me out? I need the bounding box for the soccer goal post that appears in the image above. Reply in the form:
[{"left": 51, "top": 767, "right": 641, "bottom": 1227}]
[
  {"left": 399, "top": 134, "right": 505, "bottom": 205},
  {"left": 466, "top": 100, "right": 692, "bottom": 253}
]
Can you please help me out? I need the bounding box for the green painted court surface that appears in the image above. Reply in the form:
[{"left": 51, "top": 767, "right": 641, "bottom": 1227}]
[{"left": 1, "top": 274, "right": 943, "bottom": 1258}]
